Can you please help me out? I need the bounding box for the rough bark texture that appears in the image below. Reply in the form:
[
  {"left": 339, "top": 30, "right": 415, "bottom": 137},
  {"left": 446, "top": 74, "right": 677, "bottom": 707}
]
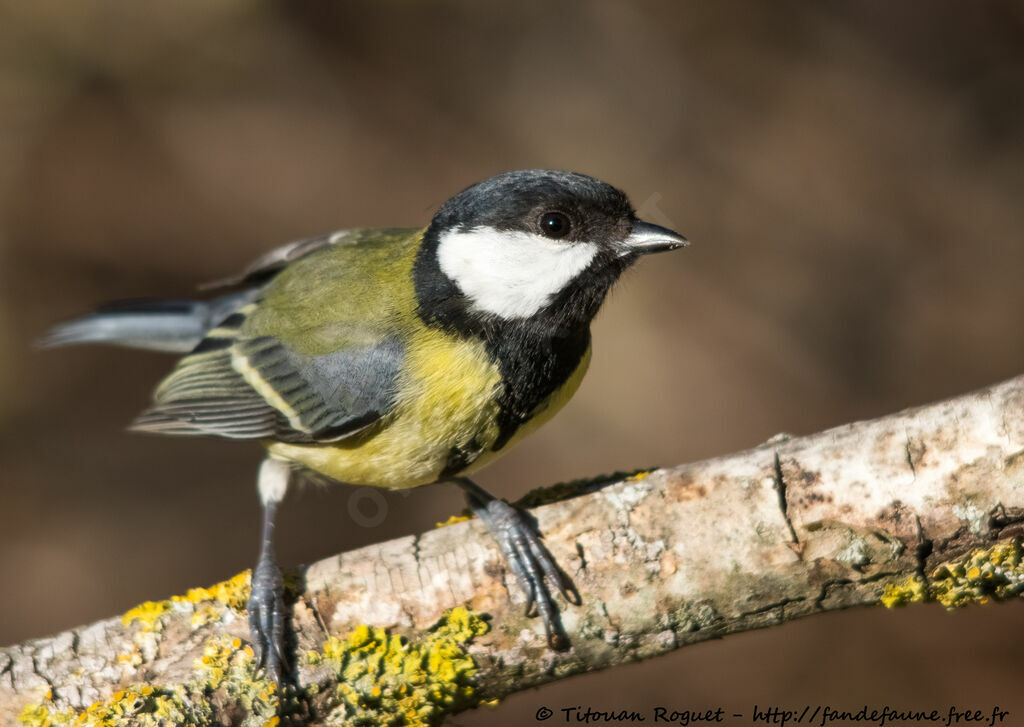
[{"left": 4, "top": 375, "right": 1024, "bottom": 725}]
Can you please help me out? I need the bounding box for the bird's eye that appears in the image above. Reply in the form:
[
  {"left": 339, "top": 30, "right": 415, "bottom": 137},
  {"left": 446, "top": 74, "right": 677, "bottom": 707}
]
[{"left": 538, "top": 211, "right": 571, "bottom": 239}]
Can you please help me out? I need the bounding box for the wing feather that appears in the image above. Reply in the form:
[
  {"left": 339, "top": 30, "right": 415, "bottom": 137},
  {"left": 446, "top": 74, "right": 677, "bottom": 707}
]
[
  {"left": 199, "top": 228, "right": 413, "bottom": 291},
  {"left": 133, "top": 317, "right": 403, "bottom": 442},
  {"left": 134, "top": 227, "right": 416, "bottom": 443}
]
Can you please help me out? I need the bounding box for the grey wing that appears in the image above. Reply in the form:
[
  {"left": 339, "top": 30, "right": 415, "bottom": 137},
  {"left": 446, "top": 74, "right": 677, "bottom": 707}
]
[
  {"left": 131, "top": 227, "right": 415, "bottom": 440},
  {"left": 132, "top": 318, "right": 404, "bottom": 442}
]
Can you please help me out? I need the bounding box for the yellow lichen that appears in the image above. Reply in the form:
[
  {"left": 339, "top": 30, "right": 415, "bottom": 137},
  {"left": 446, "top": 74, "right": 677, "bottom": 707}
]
[
  {"left": 306, "top": 607, "right": 491, "bottom": 726},
  {"left": 18, "top": 687, "right": 74, "bottom": 727},
  {"left": 880, "top": 574, "right": 929, "bottom": 607},
  {"left": 120, "top": 601, "right": 171, "bottom": 630},
  {"left": 21, "top": 581, "right": 490, "bottom": 725},
  {"left": 120, "top": 601, "right": 171, "bottom": 665},
  {"left": 434, "top": 514, "right": 472, "bottom": 528},
  {"left": 931, "top": 541, "right": 1024, "bottom": 608},
  {"left": 881, "top": 540, "right": 1024, "bottom": 609},
  {"left": 18, "top": 683, "right": 189, "bottom": 727},
  {"left": 121, "top": 571, "right": 250, "bottom": 631},
  {"left": 118, "top": 571, "right": 252, "bottom": 656},
  {"left": 20, "top": 634, "right": 280, "bottom": 727},
  {"left": 189, "top": 634, "right": 282, "bottom": 722},
  {"left": 171, "top": 570, "right": 250, "bottom": 612},
  {"left": 115, "top": 648, "right": 143, "bottom": 670},
  {"left": 194, "top": 638, "right": 234, "bottom": 690}
]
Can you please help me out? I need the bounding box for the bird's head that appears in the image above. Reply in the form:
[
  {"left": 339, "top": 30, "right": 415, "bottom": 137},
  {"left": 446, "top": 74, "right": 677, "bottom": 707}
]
[{"left": 416, "top": 169, "right": 687, "bottom": 331}]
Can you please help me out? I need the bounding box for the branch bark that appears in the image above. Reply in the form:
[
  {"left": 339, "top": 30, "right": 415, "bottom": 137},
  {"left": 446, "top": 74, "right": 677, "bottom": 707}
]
[{"left": 4, "top": 375, "right": 1024, "bottom": 726}]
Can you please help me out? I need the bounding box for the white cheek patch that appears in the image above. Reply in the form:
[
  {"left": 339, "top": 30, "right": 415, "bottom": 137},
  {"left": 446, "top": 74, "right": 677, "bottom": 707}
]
[{"left": 436, "top": 227, "right": 599, "bottom": 319}]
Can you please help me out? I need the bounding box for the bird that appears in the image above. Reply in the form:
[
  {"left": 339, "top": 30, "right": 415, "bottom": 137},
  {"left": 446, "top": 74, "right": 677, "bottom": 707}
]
[{"left": 42, "top": 169, "right": 688, "bottom": 684}]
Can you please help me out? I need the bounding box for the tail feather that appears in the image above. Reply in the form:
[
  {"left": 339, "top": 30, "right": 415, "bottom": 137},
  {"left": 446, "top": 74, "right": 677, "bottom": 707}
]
[{"left": 39, "top": 291, "right": 257, "bottom": 354}]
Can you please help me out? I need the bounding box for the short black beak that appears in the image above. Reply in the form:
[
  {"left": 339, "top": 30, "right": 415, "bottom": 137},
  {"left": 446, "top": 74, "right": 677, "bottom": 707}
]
[{"left": 621, "top": 220, "right": 689, "bottom": 256}]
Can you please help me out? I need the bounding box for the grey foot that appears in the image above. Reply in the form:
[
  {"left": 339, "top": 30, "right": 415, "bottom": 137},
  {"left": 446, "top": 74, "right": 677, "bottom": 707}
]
[
  {"left": 464, "top": 487, "right": 579, "bottom": 649},
  {"left": 247, "top": 555, "right": 288, "bottom": 684}
]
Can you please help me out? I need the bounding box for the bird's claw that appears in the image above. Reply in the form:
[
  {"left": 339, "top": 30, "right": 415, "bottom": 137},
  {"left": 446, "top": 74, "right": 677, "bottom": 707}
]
[
  {"left": 247, "top": 556, "right": 288, "bottom": 684},
  {"left": 481, "top": 498, "right": 578, "bottom": 650}
]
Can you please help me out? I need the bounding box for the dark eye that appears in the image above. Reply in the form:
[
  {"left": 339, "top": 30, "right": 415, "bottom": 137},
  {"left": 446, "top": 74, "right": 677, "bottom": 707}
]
[{"left": 538, "top": 211, "right": 571, "bottom": 239}]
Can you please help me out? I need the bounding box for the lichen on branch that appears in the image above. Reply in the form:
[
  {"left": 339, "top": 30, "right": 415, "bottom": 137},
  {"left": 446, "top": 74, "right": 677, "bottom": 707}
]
[{"left": 4, "top": 373, "right": 1024, "bottom": 725}]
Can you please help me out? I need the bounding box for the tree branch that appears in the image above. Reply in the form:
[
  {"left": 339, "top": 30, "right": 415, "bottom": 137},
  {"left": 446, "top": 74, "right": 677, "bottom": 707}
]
[{"left": 5, "top": 374, "right": 1024, "bottom": 726}]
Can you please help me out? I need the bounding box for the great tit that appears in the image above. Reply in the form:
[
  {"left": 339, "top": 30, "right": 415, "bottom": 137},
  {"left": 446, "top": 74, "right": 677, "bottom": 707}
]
[{"left": 43, "top": 169, "right": 688, "bottom": 683}]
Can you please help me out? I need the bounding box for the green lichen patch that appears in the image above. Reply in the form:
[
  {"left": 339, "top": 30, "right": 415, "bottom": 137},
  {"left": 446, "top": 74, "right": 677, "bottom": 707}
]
[
  {"left": 306, "top": 607, "right": 491, "bottom": 726},
  {"left": 881, "top": 541, "right": 1024, "bottom": 609},
  {"left": 19, "top": 635, "right": 282, "bottom": 727}
]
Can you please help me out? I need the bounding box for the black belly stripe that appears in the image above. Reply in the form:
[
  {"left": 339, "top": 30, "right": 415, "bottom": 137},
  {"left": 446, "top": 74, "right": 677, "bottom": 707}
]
[
  {"left": 489, "top": 326, "right": 590, "bottom": 451},
  {"left": 441, "top": 438, "right": 485, "bottom": 478}
]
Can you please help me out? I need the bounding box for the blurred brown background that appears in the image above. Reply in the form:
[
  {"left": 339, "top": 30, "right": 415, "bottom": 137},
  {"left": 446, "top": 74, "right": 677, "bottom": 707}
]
[{"left": 2, "top": 0, "right": 1024, "bottom": 723}]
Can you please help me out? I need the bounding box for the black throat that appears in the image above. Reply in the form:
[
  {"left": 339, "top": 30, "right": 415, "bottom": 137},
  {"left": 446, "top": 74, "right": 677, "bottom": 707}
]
[{"left": 413, "top": 224, "right": 624, "bottom": 452}]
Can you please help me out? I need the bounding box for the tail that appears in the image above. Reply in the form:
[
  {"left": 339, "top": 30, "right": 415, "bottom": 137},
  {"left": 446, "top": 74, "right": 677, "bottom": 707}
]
[{"left": 39, "top": 291, "right": 256, "bottom": 354}]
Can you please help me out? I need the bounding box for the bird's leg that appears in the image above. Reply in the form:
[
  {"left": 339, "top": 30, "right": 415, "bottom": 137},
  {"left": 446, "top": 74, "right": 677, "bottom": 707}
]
[
  {"left": 248, "top": 457, "right": 290, "bottom": 684},
  {"left": 453, "top": 477, "right": 580, "bottom": 649}
]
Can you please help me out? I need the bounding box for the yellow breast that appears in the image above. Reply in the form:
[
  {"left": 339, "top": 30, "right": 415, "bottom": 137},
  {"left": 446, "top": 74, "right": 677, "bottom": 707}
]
[
  {"left": 268, "top": 329, "right": 500, "bottom": 488},
  {"left": 268, "top": 332, "right": 591, "bottom": 489},
  {"left": 460, "top": 343, "right": 591, "bottom": 476}
]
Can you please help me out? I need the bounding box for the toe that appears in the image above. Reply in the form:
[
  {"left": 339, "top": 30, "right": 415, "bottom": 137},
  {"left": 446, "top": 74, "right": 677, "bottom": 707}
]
[
  {"left": 482, "top": 501, "right": 576, "bottom": 649},
  {"left": 248, "top": 560, "right": 289, "bottom": 684}
]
